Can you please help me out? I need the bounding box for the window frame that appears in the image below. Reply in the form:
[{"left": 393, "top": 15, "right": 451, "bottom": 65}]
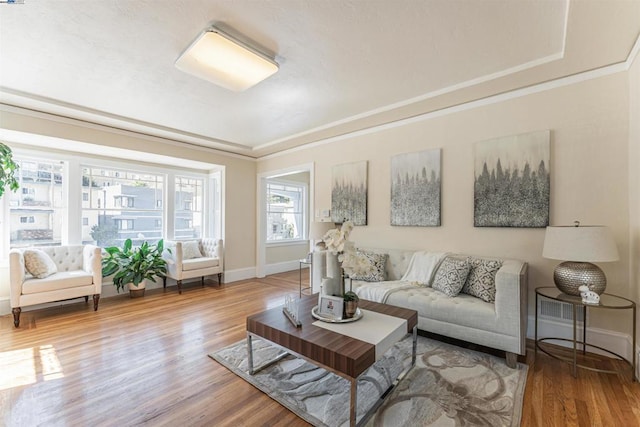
[{"left": 265, "top": 179, "right": 308, "bottom": 245}]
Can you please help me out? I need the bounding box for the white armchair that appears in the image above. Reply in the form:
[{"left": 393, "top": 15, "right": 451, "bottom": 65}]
[
  {"left": 162, "top": 239, "right": 224, "bottom": 294},
  {"left": 9, "top": 245, "right": 102, "bottom": 327}
]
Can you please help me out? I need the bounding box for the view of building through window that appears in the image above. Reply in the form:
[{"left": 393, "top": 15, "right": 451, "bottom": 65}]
[
  {"left": 266, "top": 181, "right": 305, "bottom": 242},
  {"left": 6, "top": 154, "right": 218, "bottom": 251},
  {"left": 9, "top": 159, "right": 65, "bottom": 247}
]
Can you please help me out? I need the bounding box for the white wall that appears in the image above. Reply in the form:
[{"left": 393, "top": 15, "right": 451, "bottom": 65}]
[
  {"left": 258, "top": 70, "right": 633, "bottom": 335},
  {"left": 628, "top": 45, "right": 640, "bottom": 351}
]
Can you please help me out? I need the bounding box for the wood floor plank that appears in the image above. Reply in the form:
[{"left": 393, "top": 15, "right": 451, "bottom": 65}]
[{"left": 1, "top": 271, "right": 639, "bottom": 426}]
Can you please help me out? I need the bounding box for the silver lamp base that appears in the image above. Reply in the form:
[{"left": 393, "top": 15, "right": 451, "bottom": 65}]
[{"left": 553, "top": 261, "right": 607, "bottom": 296}]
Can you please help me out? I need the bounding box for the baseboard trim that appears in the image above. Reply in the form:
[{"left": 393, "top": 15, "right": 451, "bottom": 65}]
[
  {"left": 223, "top": 267, "right": 256, "bottom": 284},
  {"left": 264, "top": 260, "right": 304, "bottom": 276},
  {"left": 527, "top": 315, "right": 635, "bottom": 363}
]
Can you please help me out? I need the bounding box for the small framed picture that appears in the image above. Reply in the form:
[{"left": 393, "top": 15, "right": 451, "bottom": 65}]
[{"left": 318, "top": 295, "right": 344, "bottom": 320}]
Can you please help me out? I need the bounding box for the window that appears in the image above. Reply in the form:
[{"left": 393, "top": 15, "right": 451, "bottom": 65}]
[
  {"left": 266, "top": 181, "right": 306, "bottom": 242},
  {"left": 9, "top": 159, "right": 64, "bottom": 248},
  {"left": 3, "top": 152, "right": 222, "bottom": 257},
  {"left": 81, "top": 167, "right": 163, "bottom": 247},
  {"left": 174, "top": 176, "right": 203, "bottom": 239}
]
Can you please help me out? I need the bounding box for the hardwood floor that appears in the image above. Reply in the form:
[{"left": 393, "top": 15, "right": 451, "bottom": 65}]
[{"left": 1, "top": 271, "right": 639, "bottom": 426}]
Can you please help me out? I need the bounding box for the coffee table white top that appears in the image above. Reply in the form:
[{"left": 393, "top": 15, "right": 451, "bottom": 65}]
[{"left": 312, "top": 309, "right": 408, "bottom": 360}]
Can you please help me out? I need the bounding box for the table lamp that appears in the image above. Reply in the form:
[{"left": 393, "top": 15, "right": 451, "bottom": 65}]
[
  {"left": 309, "top": 221, "right": 335, "bottom": 250},
  {"left": 542, "top": 222, "right": 619, "bottom": 296}
]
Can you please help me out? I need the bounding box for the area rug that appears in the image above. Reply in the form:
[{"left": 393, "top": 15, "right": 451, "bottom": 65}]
[{"left": 209, "top": 335, "right": 527, "bottom": 426}]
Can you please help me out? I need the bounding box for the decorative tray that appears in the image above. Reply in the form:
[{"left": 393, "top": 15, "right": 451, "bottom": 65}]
[{"left": 311, "top": 306, "right": 363, "bottom": 323}]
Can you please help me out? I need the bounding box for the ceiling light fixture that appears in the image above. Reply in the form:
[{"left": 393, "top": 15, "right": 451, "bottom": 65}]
[{"left": 175, "top": 27, "right": 278, "bottom": 92}]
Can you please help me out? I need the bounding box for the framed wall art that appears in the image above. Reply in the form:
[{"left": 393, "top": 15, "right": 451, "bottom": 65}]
[
  {"left": 331, "top": 160, "right": 367, "bottom": 225},
  {"left": 391, "top": 148, "right": 441, "bottom": 226},
  {"left": 474, "top": 130, "right": 550, "bottom": 228}
]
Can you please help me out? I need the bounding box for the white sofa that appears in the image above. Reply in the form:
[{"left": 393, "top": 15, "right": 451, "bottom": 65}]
[
  {"left": 162, "top": 239, "right": 224, "bottom": 294},
  {"left": 9, "top": 245, "right": 102, "bottom": 327},
  {"left": 312, "top": 249, "right": 528, "bottom": 367}
]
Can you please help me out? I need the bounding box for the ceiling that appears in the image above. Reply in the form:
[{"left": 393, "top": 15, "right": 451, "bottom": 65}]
[{"left": 0, "top": 0, "right": 639, "bottom": 159}]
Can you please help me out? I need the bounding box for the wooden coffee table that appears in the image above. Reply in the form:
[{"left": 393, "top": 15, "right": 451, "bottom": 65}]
[{"left": 246, "top": 295, "right": 418, "bottom": 427}]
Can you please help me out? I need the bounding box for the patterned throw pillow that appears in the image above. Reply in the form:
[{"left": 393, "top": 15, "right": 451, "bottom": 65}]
[
  {"left": 181, "top": 241, "right": 203, "bottom": 259},
  {"left": 432, "top": 257, "right": 471, "bottom": 297},
  {"left": 23, "top": 249, "right": 57, "bottom": 279},
  {"left": 462, "top": 258, "right": 503, "bottom": 303},
  {"left": 349, "top": 251, "right": 388, "bottom": 282}
]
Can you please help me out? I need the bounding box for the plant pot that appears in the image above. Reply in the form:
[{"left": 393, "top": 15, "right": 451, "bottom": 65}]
[
  {"left": 128, "top": 281, "right": 146, "bottom": 298},
  {"left": 344, "top": 300, "right": 358, "bottom": 319}
]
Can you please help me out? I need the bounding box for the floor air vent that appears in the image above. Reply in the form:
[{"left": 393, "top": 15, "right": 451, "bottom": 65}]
[{"left": 539, "top": 299, "right": 584, "bottom": 323}]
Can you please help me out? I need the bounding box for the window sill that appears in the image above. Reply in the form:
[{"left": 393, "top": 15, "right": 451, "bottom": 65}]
[{"left": 266, "top": 240, "right": 309, "bottom": 248}]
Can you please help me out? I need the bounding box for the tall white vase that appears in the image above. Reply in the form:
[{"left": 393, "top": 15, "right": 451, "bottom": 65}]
[{"left": 324, "top": 252, "right": 344, "bottom": 296}]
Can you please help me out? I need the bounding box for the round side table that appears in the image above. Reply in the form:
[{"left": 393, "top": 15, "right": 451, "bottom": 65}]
[{"left": 535, "top": 286, "right": 636, "bottom": 381}]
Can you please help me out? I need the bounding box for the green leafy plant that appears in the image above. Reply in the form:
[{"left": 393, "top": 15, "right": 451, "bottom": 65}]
[
  {"left": 102, "top": 239, "right": 169, "bottom": 293},
  {"left": 0, "top": 143, "right": 19, "bottom": 198},
  {"left": 343, "top": 290, "right": 359, "bottom": 302}
]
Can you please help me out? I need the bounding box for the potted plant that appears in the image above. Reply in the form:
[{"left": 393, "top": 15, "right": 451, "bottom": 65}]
[
  {"left": 0, "top": 142, "right": 19, "bottom": 198},
  {"left": 343, "top": 290, "right": 360, "bottom": 319},
  {"left": 102, "top": 238, "right": 169, "bottom": 297}
]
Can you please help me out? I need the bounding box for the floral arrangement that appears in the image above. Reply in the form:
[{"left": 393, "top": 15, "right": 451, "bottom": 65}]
[{"left": 323, "top": 221, "right": 374, "bottom": 277}]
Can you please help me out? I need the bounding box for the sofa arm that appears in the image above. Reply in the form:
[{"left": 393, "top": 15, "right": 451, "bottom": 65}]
[
  {"left": 163, "top": 241, "right": 182, "bottom": 279},
  {"left": 9, "top": 249, "right": 25, "bottom": 307},
  {"left": 83, "top": 245, "right": 102, "bottom": 290},
  {"left": 494, "top": 260, "right": 528, "bottom": 355}
]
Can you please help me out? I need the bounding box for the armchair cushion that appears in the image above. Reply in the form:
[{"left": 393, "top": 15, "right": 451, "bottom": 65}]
[
  {"left": 22, "top": 271, "right": 94, "bottom": 294},
  {"left": 23, "top": 249, "right": 57, "bottom": 279},
  {"left": 182, "top": 257, "right": 219, "bottom": 271},
  {"left": 182, "top": 241, "right": 203, "bottom": 259}
]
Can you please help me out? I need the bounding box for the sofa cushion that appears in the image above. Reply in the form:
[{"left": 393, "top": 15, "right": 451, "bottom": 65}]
[
  {"left": 182, "top": 257, "right": 219, "bottom": 272},
  {"left": 182, "top": 241, "right": 203, "bottom": 259},
  {"left": 349, "top": 250, "right": 387, "bottom": 282},
  {"left": 462, "top": 258, "right": 503, "bottom": 303},
  {"left": 23, "top": 249, "right": 58, "bottom": 279},
  {"left": 22, "top": 270, "right": 94, "bottom": 294},
  {"left": 432, "top": 257, "right": 470, "bottom": 297}
]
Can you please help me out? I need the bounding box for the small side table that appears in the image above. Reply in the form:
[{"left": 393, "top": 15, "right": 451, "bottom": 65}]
[
  {"left": 535, "top": 286, "right": 636, "bottom": 381},
  {"left": 299, "top": 258, "right": 312, "bottom": 297}
]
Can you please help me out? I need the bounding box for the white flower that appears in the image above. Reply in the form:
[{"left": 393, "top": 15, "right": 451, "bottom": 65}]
[{"left": 322, "top": 221, "right": 374, "bottom": 277}]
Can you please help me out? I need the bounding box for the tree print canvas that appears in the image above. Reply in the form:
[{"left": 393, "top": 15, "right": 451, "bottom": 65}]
[
  {"left": 331, "top": 161, "right": 367, "bottom": 225},
  {"left": 474, "top": 130, "right": 550, "bottom": 228},
  {"left": 391, "top": 149, "right": 441, "bottom": 226}
]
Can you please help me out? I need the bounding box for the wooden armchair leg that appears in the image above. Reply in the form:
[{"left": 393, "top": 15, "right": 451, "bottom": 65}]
[
  {"left": 93, "top": 294, "right": 100, "bottom": 311},
  {"left": 178, "top": 280, "right": 182, "bottom": 294},
  {"left": 202, "top": 276, "right": 205, "bottom": 287},
  {"left": 163, "top": 277, "right": 167, "bottom": 289},
  {"left": 84, "top": 296, "right": 89, "bottom": 303},
  {"left": 218, "top": 273, "right": 222, "bottom": 286},
  {"left": 12, "top": 307, "right": 21, "bottom": 328}
]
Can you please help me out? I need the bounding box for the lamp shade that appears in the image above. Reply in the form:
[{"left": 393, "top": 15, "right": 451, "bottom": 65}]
[
  {"left": 542, "top": 225, "right": 619, "bottom": 262},
  {"left": 309, "top": 221, "right": 335, "bottom": 240},
  {"left": 175, "top": 27, "right": 278, "bottom": 91}
]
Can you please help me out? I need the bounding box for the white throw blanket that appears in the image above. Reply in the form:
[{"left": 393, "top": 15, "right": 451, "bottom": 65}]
[
  {"left": 400, "top": 251, "right": 448, "bottom": 285},
  {"left": 354, "top": 280, "right": 416, "bottom": 304}
]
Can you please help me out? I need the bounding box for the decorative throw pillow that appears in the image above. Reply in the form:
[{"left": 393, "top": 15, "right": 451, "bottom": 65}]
[
  {"left": 23, "top": 249, "right": 57, "bottom": 279},
  {"left": 181, "top": 241, "right": 203, "bottom": 259},
  {"left": 462, "top": 258, "right": 503, "bottom": 303},
  {"left": 432, "top": 257, "right": 471, "bottom": 297},
  {"left": 349, "top": 251, "right": 387, "bottom": 282}
]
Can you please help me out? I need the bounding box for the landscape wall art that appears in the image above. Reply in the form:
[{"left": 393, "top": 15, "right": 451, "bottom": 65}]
[
  {"left": 331, "top": 161, "right": 367, "bottom": 225},
  {"left": 474, "top": 130, "right": 550, "bottom": 228},
  {"left": 391, "top": 148, "right": 441, "bottom": 226}
]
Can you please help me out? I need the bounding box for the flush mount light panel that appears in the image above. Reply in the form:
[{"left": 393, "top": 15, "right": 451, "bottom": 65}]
[{"left": 175, "top": 27, "right": 278, "bottom": 91}]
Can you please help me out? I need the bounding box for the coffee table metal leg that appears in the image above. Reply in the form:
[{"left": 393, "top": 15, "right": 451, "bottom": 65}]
[
  {"left": 247, "top": 333, "right": 255, "bottom": 375},
  {"left": 350, "top": 377, "right": 357, "bottom": 426}
]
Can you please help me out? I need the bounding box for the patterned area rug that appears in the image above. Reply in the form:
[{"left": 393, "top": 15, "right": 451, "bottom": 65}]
[{"left": 210, "top": 335, "right": 527, "bottom": 426}]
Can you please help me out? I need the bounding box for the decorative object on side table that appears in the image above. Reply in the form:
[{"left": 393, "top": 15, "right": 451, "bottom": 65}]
[
  {"left": 542, "top": 221, "right": 619, "bottom": 296},
  {"left": 578, "top": 285, "right": 600, "bottom": 305},
  {"left": 309, "top": 221, "right": 335, "bottom": 250}
]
